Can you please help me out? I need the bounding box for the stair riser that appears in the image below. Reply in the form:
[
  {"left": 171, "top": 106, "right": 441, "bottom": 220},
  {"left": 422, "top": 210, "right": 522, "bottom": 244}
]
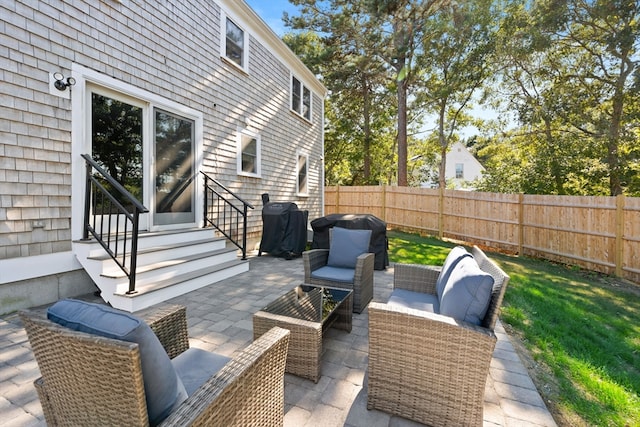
[
  {"left": 84, "top": 233, "right": 222, "bottom": 258},
  {"left": 109, "top": 262, "right": 250, "bottom": 312},
  {"left": 134, "top": 241, "right": 227, "bottom": 265},
  {"left": 104, "top": 251, "right": 239, "bottom": 286}
]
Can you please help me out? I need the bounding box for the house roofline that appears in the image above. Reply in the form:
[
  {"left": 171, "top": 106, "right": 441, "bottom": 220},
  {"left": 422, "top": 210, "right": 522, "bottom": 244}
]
[{"left": 223, "top": 0, "right": 327, "bottom": 98}]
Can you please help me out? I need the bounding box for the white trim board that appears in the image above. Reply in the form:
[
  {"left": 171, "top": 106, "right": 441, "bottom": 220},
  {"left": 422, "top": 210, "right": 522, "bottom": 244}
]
[{"left": 0, "top": 252, "right": 82, "bottom": 285}]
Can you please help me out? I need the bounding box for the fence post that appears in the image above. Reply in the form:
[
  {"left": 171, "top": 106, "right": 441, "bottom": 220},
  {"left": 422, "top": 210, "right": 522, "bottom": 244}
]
[
  {"left": 336, "top": 185, "right": 340, "bottom": 214},
  {"left": 438, "top": 186, "right": 444, "bottom": 239},
  {"left": 615, "top": 194, "right": 624, "bottom": 277},
  {"left": 381, "top": 186, "right": 386, "bottom": 221},
  {"left": 518, "top": 193, "right": 524, "bottom": 255}
]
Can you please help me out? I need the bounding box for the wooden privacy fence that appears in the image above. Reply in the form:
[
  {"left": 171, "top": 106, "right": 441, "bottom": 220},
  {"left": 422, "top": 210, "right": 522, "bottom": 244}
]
[{"left": 325, "top": 186, "right": 640, "bottom": 284}]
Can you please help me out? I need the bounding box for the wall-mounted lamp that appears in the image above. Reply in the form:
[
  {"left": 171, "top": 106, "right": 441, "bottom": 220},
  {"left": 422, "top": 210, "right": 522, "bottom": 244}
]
[{"left": 53, "top": 72, "right": 76, "bottom": 91}]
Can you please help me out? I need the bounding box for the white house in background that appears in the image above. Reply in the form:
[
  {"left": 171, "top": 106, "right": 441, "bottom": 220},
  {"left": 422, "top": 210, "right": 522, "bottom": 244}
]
[
  {"left": 446, "top": 142, "right": 485, "bottom": 189},
  {"left": 422, "top": 142, "right": 485, "bottom": 189},
  {"left": 0, "top": 0, "right": 326, "bottom": 313}
]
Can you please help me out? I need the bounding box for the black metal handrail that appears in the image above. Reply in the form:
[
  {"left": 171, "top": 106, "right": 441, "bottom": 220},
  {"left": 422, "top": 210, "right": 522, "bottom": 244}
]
[
  {"left": 201, "top": 172, "right": 254, "bottom": 259},
  {"left": 82, "top": 154, "right": 149, "bottom": 295}
]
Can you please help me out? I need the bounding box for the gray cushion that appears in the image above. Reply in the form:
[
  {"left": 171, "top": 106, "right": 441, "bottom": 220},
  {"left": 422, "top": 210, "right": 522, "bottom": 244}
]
[
  {"left": 436, "top": 246, "right": 472, "bottom": 301},
  {"left": 388, "top": 289, "right": 440, "bottom": 313},
  {"left": 439, "top": 256, "right": 494, "bottom": 325},
  {"left": 172, "top": 348, "right": 231, "bottom": 396},
  {"left": 327, "top": 227, "right": 372, "bottom": 269},
  {"left": 47, "top": 299, "right": 187, "bottom": 426},
  {"left": 311, "top": 265, "right": 355, "bottom": 283}
]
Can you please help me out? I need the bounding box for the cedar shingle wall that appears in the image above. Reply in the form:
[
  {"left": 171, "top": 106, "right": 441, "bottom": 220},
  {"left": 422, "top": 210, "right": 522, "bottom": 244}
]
[{"left": 0, "top": 0, "right": 324, "bottom": 259}]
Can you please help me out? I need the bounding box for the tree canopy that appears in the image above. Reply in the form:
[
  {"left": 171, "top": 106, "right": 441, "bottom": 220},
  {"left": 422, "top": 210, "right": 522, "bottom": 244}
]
[{"left": 283, "top": 0, "right": 640, "bottom": 196}]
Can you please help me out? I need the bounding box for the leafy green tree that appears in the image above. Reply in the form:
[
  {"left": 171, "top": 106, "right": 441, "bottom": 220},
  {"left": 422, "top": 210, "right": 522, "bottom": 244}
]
[
  {"left": 366, "top": 0, "right": 449, "bottom": 186},
  {"left": 414, "top": 0, "right": 498, "bottom": 189},
  {"left": 284, "top": 1, "right": 396, "bottom": 185},
  {"left": 485, "top": 0, "right": 640, "bottom": 196}
]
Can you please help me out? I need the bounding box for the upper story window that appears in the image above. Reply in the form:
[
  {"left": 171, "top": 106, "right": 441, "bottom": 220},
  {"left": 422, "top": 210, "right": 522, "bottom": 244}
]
[
  {"left": 223, "top": 15, "right": 248, "bottom": 70},
  {"left": 297, "top": 152, "right": 309, "bottom": 196},
  {"left": 455, "top": 163, "right": 464, "bottom": 179},
  {"left": 291, "top": 76, "right": 311, "bottom": 121},
  {"left": 237, "top": 130, "right": 261, "bottom": 178}
]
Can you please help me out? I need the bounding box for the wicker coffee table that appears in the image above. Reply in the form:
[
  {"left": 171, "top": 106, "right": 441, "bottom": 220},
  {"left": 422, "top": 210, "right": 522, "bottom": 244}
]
[{"left": 253, "top": 284, "right": 353, "bottom": 382}]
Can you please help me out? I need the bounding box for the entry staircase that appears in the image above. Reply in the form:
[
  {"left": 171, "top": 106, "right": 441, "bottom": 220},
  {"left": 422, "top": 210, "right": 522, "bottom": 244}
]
[
  {"left": 78, "top": 154, "right": 253, "bottom": 312},
  {"left": 74, "top": 228, "right": 249, "bottom": 313}
]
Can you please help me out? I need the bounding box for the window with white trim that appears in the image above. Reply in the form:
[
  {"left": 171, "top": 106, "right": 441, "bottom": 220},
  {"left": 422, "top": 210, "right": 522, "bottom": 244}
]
[
  {"left": 291, "top": 76, "right": 311, "bottom": 121},
  {"left": 297, "top": 152, "right": 309, "bottom": 196},
  {"left": 223, "top": 15, "right": 247, "bottom": 70},
  {"left": 237, "top": 130, "right": 261, "bottom": 177},
  {"left": 455, "top": 163, "right": 464, "bottom": 179}
]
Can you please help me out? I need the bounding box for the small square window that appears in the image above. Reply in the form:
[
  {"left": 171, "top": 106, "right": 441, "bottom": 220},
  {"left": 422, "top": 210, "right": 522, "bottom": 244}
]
[
  {"left": 237, "top": 131, "right": 261, "bottom": 177},
  {"left": 297, "top": 152, "right": 308, "bottom": 195}
]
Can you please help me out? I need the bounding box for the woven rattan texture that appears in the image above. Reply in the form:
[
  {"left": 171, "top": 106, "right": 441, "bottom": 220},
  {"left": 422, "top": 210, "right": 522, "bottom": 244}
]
[
  {"left": 254, "top": 286, "right": 353, "bottom": 383},
  {"left": 21, "top": 304, "right": 290, "bottom": 427},
  {"left": 367, "top": 246, "right": 510, "bottom": 427},
  {"left": 303, "top": 249, "right": 374, "bottom": 313}
]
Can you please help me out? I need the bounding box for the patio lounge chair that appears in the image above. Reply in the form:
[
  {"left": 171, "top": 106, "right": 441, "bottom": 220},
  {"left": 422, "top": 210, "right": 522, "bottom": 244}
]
[
  {"left": 303, "top": 226, "right": 374, "bottom": 313},
  {"left": 20, "top": 301, "right": 290, "bottom": 427},
  {"left": 367, "top": 245, "right": 509, "bottom": 426}
]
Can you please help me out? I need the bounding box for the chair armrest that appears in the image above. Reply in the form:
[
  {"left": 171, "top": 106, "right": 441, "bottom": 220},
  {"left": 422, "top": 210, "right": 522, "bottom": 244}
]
[
  {"left": 303, "top": 249, "right": 330, "bottom": 281},
  {"left": 160, "top": 327, "right": 290, "bottom": 427},
  {"left": 137, "top": 304, "right": 190, "bottom": 359},
  {"left": 354, "top": 253, "right": 375, "bottom": 287},
  {"left": 367, "top": 302, "right": 496, "bottom": 426},
  {"left": 393, "top": 263, "right": 441, "bottom": 295}
]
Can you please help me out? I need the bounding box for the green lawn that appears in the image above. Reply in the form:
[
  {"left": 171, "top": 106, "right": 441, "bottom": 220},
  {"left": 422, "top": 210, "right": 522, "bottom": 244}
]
[{"left": 387, "top": 230, "right": 640, "bottom": 427}]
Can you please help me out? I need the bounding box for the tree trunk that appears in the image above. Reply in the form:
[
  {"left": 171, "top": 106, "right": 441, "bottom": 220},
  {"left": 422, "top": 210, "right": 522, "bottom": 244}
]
[
  {"left": 438, "top": 102, "right": 447, "bottom": 189},
  {"left": 397, "top": 74, "right": 408, "bottom": 187},
  {"left": 362, "top": 76, "right": 372, "bottom": 183}
]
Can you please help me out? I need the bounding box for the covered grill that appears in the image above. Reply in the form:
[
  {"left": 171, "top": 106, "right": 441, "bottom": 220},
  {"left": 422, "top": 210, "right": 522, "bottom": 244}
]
[{"left": 258, "top": 196, "right": 308, "bottom": 260}]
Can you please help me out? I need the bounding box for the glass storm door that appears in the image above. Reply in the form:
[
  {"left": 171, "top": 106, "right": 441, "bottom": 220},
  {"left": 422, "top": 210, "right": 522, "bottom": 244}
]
[
  {"left": 90, "top": 89, "right": 196, "bottom": 229},
  {"left": 91, "top": 91, "right": 148, "bottom": 229},
  {"left": 153, "top": 110, "right": 195, "bottom": 226}
]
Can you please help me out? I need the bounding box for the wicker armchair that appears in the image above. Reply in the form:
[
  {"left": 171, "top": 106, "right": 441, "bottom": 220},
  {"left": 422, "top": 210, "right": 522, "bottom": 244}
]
[
  {"left": 20, "top": 303, "right": 290, "bottom": 427},
  {"left": 303, "top": 248, "right": 374, "bottom": 313},
  {"left": 367, "top": 246, "right": 509, "bottom": 427}
]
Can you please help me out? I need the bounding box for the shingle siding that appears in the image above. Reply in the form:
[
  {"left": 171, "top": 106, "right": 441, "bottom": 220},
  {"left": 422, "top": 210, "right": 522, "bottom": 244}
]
[{"left": 1, "top": 0, "right": 324, "bottom": 260}]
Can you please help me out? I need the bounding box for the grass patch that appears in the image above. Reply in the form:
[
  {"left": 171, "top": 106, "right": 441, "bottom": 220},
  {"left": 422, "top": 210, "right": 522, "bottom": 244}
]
[{"left": 387, "top": 230, "right": 640, "bottom": 426}]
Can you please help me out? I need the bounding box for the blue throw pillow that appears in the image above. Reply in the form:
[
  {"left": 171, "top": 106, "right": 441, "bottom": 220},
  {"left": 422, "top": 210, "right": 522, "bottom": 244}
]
[
  {"left": 47, "top": 299, "right": 187, "bottom": 426},
  {"left": 327, "top": 227, "right": 372, "bottom": 269},
  {"left": 436, "top": 246, "right": 472, "bottom": 301},
  {"left": 439, "top": 256, "right": 494, "bottom": 325}
]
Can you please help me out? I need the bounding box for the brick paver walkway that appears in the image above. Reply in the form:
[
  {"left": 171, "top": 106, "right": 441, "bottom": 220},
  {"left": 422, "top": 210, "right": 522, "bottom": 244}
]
[{"left": 0, "top": 252, "right": 557, "bottom": 427}]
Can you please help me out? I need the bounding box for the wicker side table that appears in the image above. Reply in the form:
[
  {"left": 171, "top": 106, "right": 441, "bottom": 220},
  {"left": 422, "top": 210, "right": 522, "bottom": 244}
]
[{"left": 253, "top": 284, "right": 353, "bottom": 382}]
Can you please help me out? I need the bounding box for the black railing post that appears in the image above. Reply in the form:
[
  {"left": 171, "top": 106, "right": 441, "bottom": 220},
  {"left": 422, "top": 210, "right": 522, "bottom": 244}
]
[
  {"left": 81, "top": 154, "right": 148, "bottom": 296},
  {"left": 83, "top": 162, "right": 92, "bottom": 240},
  {"left": 200, "top": 172, "right": 254, "bottom": 259},
  {"left": 242, "top": 204, "right": 248, "bottom": 260},
  {"left": 127, "top": 208, "right": 140, "bottom": 295}
]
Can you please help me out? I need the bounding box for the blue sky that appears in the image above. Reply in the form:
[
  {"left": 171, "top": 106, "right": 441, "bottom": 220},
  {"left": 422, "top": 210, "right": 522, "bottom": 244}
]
[{"left": 244, "top": 0, "right": 298, "bottom": 36}]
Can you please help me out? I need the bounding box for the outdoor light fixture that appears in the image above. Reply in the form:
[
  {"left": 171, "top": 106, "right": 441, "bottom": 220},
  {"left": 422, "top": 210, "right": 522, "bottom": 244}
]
[{"left": 53, "top": 72, "right": 76, "bottom": 91}]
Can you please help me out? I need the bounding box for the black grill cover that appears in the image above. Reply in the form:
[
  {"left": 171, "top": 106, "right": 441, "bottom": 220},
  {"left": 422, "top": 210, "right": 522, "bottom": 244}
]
[
  {"left": 311, "top": 213, "right": 388, "bottom": 270},
  {"left": 259, "top": 202, "right": 308, "bottom": 259}
]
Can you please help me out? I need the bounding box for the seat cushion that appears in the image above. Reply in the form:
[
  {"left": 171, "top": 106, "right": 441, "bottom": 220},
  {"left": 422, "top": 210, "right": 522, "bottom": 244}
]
[
  {"left": 388, "top": 289, "right": 440, "bottom": 313},
  {"left": 436, "top": 246, "right": 472, "bottom": 301},
  {"left": 172, "top": 348, "right": 231, "bottom": 396},
  {"left": 311, "top": 265, "right": 355, "bottom": 283},
  {"left": 47, "top": 299, "right": 188, "bottom": 426},
  {"left": 327, "top": 227, "right": 372, "bottom": 269},
  {"left": 439, "top": 256, "right": 494, "bottom": 325}
]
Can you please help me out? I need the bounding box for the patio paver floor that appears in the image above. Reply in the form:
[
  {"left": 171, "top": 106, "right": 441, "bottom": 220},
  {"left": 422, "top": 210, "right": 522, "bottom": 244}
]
[{"left": 0, "top": 252, "right": 557, "bottom": 427}]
